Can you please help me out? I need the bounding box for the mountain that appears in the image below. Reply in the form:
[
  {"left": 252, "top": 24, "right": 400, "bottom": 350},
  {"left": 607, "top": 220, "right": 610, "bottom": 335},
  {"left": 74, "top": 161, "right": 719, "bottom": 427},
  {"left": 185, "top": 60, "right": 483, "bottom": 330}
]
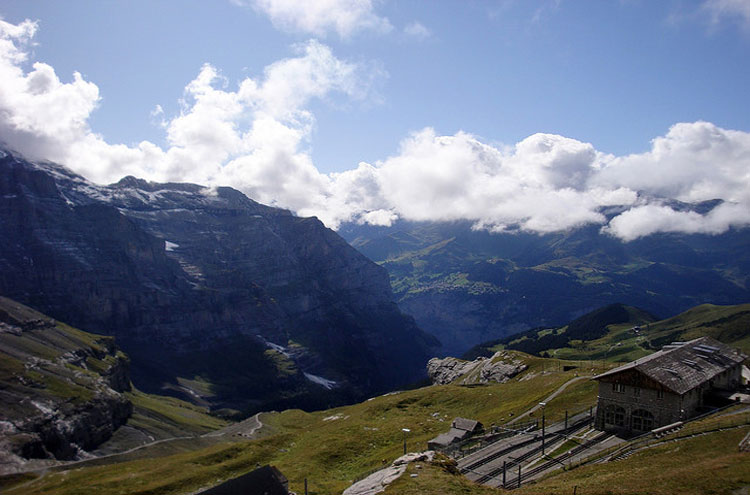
[
  {"left": 339, "top": 220, "right": 750, "bottom": 356},
  {"left": 465, "top": 302, "right": 750, "bottom": 362},
  {"left": 0, "top": 149, "right": 437, "bottom": 414}
]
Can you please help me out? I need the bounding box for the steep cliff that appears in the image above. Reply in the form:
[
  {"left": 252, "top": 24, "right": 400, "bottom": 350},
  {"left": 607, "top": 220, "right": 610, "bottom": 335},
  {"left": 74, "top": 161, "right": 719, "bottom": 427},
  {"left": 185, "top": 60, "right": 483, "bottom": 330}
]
[{"left": 0, "top": 150, "right": 437, "bottom": 412}]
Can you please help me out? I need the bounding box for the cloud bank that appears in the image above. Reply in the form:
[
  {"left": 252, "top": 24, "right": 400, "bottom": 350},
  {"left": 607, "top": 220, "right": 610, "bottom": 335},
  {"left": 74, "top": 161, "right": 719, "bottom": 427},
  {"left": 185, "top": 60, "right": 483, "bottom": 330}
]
[{"left": 1, "top": 18, "right": 750, "bottom": 242}]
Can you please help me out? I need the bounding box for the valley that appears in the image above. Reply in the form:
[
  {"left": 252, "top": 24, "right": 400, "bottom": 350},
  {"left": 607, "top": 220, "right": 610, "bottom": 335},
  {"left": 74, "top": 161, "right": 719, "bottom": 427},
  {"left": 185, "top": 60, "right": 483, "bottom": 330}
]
[
  {"left": 0, "top": 299, "right": 747, "bottom": 495},
  {"left": 340, "top": 221, "right": 750, "bottom": 357},
  {"left": 0, "top": 151, "right": 748, "bottom": 495}
]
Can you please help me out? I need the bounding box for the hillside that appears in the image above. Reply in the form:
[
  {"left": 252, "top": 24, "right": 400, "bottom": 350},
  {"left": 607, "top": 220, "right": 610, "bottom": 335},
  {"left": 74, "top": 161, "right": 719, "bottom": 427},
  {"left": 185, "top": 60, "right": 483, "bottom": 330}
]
[
  {"left": 0, "top": 150, "right": 437, "bottom": 414},
  {"left": 0, "top": 352, "right": 602, "bottom": 495},
  {"left": 1, "top": 299, "right": 747, "bottom": 494},
  {"left": 339, "top": 220, "right": 750, "bottom": 357},
  {"left": 0, "top": 297, "right": 225, "bottom": 473},
  {"left": 469, "top": 302, "right": 750, "bottom": 363}
]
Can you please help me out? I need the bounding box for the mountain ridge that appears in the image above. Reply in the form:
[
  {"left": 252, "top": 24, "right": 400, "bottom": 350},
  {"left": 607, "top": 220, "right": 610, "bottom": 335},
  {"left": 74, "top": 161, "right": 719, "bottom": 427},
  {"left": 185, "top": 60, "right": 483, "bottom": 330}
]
[{"left": 0, "top": 149, "right": 438, "bottom": 414}]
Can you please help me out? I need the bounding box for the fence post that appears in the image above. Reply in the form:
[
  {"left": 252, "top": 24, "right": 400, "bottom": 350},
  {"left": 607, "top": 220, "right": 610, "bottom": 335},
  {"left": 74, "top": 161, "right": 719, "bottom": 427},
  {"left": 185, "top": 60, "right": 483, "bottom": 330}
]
[
  {"left": 518, "top": 465, "right": 522, "bottom": 488},
  {"left": 304, "top": 478, "right": 308, "bottom": 495},
  {"left": 502, "top": 461, "right": 506, "bottom": 488}
]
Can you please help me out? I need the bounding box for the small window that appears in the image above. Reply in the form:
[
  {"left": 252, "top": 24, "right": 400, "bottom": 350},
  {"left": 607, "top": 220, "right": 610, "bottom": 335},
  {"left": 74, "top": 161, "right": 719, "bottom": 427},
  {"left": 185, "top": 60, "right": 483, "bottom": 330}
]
[
  {"left": 633, "top": 387, "right": 641, "bottom": 397},
  {"left": 657, "top": 389, "right": 664, "bottom": 399},
  {"left": 613, "top": 383, "right": 625, "bottom": 393}
]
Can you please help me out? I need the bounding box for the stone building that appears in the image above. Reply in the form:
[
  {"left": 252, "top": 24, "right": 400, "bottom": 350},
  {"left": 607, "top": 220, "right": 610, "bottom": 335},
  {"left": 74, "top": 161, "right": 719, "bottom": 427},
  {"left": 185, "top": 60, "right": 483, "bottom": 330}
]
[
  {"left": 428, "top": 417, "right": 484, "bottom": 449},
  {"left": 593, "top": 336, "right": 746, "bottom": 435}
]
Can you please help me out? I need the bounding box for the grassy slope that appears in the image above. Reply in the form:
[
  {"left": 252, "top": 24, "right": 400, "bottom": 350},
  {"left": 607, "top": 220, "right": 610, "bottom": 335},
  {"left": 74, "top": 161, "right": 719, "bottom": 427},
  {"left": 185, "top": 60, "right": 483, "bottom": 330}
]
[
  {"left": 126, "top": 389, "right": 228, "bottom": 439},
  {"left": 516, "top": 426, "right": 750, "bottom": 495},
  {"left": 4, "top": 353, "right": 599, "bottom": 495},
  {"left": 494, "top": 303, "right": 750, "bottom": 362}
]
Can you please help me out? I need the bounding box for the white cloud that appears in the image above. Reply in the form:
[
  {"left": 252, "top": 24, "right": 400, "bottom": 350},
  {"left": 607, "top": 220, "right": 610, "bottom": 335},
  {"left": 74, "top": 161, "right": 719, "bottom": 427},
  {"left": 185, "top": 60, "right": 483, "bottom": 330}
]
[
  {"left": 602, "top": 202, "right": 750, "bottom": 241},
  {"left": 403, "top": 21, "right": 431, "bottom": 40},
  {"left": 244, "top": 0, "right": 393, "bottom": 38},
  {"left": 2, "top": 18, "right": 750, "bottom": 242},
  {"left": 702, "top": 0, "right": 750, "bottom": 30}
]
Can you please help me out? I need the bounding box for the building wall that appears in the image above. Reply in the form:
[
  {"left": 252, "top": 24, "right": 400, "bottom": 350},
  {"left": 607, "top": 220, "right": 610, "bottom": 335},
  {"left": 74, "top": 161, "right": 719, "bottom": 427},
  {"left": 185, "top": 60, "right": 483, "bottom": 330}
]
[
  {"left": 595, "top": 381, "right": 683, "bottom": 434},
  {"left": 595, "top": 362, "right": 744, "bottom": 434}
]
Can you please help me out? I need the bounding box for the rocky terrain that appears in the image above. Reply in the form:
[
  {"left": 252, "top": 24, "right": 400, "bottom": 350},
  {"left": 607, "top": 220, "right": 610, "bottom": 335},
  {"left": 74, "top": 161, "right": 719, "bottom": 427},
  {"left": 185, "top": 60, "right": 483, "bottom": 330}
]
[
  {"left": 0, "top": 297, "right": 132, "bottom": 471},
  {"left": 426, "top": 351, "right": 528, "bottom": 385},
  {"left": 340, "top": 219, "right": 750, "bottom": 357},
  {"left": 0, "top": 149, "right": 437, "bottom": 413}
]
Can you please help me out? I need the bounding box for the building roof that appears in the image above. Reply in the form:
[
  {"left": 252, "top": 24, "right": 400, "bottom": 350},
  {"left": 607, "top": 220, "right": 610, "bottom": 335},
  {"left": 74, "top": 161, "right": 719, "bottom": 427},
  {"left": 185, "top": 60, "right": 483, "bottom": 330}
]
[
  {"left": 452, "top": 417, "right": 482, "bottom": 432},
  {"left": 593, "top": 336, "right": 746, "bottom": 395},
  {"left": 427, "top": 428, "right": 470, "bottom": 448},
  {"left": 196, "top": 465, "right": 288, "bottom": 495}
]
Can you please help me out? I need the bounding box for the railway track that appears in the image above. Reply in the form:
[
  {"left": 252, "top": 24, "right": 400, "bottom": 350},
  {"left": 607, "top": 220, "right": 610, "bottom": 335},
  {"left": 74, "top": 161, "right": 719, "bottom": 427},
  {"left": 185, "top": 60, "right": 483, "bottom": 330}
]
[
  {"left": 463, "top": 416, "right": 594, "bottom": 484},
  {"left": 503, "top": 430, "right": 613, "bottom": 489}
]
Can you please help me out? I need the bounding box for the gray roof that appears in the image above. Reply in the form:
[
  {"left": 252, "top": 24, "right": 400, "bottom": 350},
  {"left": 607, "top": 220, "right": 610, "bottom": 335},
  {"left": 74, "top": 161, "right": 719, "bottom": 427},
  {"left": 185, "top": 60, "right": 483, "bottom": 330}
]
[
  {"left": 427, "top": 428, "right": 470, "bottom": 447},
  {"left": 452, "top": 417, "right": 482, "bottom": 432},
  {"left": 593, "top": 336, "right": 746, "bottom": 395}
]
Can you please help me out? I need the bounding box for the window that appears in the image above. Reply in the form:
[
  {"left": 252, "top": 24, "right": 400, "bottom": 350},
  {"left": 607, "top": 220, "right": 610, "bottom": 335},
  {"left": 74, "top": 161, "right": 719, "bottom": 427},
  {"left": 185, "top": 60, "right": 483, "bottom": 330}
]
[
  {"left": 633, "top": 387, "right": 641, "bottom": 397},
  {"left": 604, "top": 405, "right": 626, "bottom": 427},
  {"left": 613, "top": 383, "right": 625, "bottom": 393},
  {"left": 657, "top": 389, "right": 664, "bottom": 399},
  {"left": 631, "top": 409, "right": 654, "bottom": 431}
]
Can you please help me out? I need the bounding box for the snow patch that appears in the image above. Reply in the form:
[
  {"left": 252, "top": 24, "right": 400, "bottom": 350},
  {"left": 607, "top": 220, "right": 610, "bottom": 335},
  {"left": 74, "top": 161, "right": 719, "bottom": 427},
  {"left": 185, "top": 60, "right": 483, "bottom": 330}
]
[
  {"left": 165, "top": 241, "right": 179, "bottom": 251},
  {"left": 261, "top": 338, "right": 292, "bottom": 358},
  {"left": 304, "top": 372, "right": 338, "bottom": 389}
]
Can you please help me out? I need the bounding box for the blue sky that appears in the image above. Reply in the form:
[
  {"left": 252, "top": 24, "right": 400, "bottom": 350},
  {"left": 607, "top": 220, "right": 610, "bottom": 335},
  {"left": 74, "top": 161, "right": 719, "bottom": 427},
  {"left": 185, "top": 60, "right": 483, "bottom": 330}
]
[{"left": 1, "top": 1, "right": 750, "bottom": 240}]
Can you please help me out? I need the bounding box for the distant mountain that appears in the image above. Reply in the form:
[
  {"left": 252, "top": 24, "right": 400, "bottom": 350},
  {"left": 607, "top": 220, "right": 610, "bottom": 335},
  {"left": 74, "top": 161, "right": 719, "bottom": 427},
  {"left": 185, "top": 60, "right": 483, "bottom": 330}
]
[
  {"left": 339, "top": 219, "right": 750, "bottom": 356},
  {"left": 464, "top": 302, "right": 750, "bottom": 362},
  {"left": 0, "top": 150, "right": 438, "bottom": 414}
]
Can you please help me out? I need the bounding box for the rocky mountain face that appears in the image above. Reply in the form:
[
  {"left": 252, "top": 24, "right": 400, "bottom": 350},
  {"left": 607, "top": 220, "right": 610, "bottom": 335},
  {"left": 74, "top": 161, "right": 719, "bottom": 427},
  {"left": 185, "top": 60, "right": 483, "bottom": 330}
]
[
  {"left": 426, "top": 351, "right": 527, "bottom": 385},
  {"left": 0, "top": 150, "right": 437, "bottom": 413},
  {"left": 339, "top": 219, "right": 750, "bottom": 357},
  {"left": 0, "top": 297, "right": 132, "bottom": 471}
]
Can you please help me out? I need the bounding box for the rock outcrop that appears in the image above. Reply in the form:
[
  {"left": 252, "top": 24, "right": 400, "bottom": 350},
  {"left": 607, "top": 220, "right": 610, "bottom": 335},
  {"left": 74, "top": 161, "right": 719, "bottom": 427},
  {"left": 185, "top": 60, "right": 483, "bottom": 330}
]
[
  {"left": 426, "top": 351, "right": 527, "bottom": 385},
  {"left": 0, "top": 149, "right": 438, "bottom": 412},
  {"left": 343, "top": 451, "right": 435, "bottom": 495},
  {"left": 0, "top": 297, "right": 132, "bottom": 471}
]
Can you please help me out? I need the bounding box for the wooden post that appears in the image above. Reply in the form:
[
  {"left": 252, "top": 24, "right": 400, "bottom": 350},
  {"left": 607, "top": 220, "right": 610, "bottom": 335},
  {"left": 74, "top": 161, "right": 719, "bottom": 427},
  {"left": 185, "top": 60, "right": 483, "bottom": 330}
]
[
  {"left": 304, "top": 478, "right": 308, "bottom": 495},
  {"left": 502, "top": 461, "right": 506, "bottom": 488}
]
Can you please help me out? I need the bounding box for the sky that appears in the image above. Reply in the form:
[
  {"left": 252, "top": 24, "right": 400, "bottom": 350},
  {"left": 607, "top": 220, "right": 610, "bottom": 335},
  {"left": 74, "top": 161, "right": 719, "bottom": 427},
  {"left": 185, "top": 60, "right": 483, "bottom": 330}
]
[{"left": 1, "top": 0, "right": 750, "bottom": 241}]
